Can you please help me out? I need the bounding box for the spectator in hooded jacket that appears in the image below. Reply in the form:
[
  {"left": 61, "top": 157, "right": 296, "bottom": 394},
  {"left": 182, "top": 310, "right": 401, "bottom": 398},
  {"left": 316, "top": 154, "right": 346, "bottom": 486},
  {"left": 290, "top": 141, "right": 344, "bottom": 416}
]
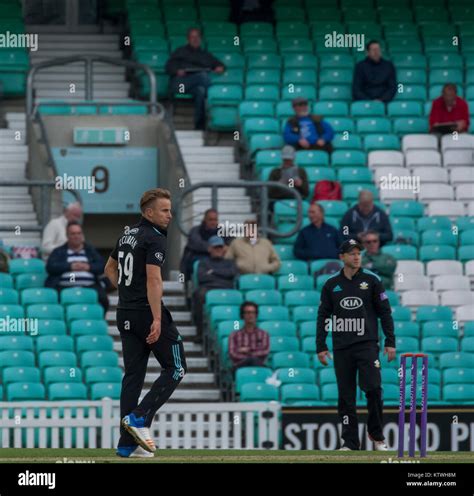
[{"left": 340, "top": 190, "right": 393, "bottom": 245}]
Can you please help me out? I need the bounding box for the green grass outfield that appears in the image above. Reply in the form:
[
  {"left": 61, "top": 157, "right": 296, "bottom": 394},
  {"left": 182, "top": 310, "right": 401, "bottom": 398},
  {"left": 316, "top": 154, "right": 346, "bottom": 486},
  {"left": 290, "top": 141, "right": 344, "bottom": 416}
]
[{"left": 0, "top": 449, "right": 473, "bottom": 463}]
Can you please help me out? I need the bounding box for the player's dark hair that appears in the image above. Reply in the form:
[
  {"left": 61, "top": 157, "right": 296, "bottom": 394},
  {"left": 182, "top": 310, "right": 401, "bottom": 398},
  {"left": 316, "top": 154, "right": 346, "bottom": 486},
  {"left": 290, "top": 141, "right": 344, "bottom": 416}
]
[
  {"left": 442, "top": 83, "right": 457, "bottom": 93},
  {"left": 66, "top": 220, "right": 82, "bottom": 232},
  {"left": 140, "top": 188, "right": 171, "bottom": 213},
  {"left": 310, "top": 202, "right": 325, "bottom": 214},
  {"left": 366, "top": 40, "right": 379, "bottom": 51},
  {"left": 240, "top": 301, "right": 259, "bottom": 318},
  {"left": 204, "top": 208, "right": 218, "bottom": 218},
  {"left": 363, "top": 230, "right": 379, "bottom": 239}
]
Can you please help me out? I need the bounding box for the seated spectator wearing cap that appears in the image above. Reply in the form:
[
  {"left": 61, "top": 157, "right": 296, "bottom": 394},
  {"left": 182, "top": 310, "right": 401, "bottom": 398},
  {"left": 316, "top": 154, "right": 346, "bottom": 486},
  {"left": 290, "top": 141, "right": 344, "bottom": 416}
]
[
  {"left": 340, "top": 190, "right": 393, "bottom": 246},
  {"left": 283, "top": 98, "right": 334, "bottom": 153},
  {"left": 429, "top": 83, "right": 470, "bottom": 134},
  {"left": 352, "top": 40, "right": 397, "bottom": 103},
  {"left": 45, "top": 221, "right": 109, "bottom": 311},
  {"left": 225, "top": 220, "right": 281, "bottom": 274},
  {"left": 180, "top": 208, "right": 230, "bottom": 281},
  {"left": 229, "top": 301, "right": 270, "bottom": 372},
  {"left": 193, "top": 235, "right": 238, "bottom": 335},
  {"left": 268, "top": 146, "right": 309, "bottom": 201},
  {"left": 361, "top": 230, "right": 396, "bottom": 290},
  {"left": 165, "top": 28, "right": 225, "bottom": 130},
  {"left": 294, "top": 203, "right": 343, "bottom": 261}
]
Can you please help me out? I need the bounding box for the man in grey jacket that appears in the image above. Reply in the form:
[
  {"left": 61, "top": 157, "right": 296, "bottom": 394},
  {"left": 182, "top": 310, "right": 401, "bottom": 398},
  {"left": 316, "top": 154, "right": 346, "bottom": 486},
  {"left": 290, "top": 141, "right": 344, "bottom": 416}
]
[{"left": 165, "top": 28, "right": 225, "bottom": 130}]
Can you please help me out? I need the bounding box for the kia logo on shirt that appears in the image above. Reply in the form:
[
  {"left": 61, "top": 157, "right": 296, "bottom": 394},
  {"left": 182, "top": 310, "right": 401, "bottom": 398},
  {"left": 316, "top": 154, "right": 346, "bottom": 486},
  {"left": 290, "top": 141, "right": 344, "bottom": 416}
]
[{"left": 340, "top": 297, "right": 363, "bottom": 310}]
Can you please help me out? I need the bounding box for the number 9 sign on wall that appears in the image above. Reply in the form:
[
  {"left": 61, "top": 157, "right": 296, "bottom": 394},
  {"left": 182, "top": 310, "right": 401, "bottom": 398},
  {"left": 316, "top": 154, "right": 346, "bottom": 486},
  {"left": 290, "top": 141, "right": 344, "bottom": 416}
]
[{"left": 52, "top": 147, "right": 158, "bottom": 213}]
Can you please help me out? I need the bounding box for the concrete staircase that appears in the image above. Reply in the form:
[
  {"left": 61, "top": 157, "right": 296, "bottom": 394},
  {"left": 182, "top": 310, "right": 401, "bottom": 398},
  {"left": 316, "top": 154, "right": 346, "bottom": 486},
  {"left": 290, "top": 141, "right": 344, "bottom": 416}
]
[
  {"left": 106, "top": 281, "right": 221, "bottom": 402},
  {"left": 28, "top": 33, "right": 130, "bottom": 101},
  {"left": 176, "top": 130, "right": 255, "bottom": 227},
  {"left": 0, "top": 111, "right": 40, "bottom": 247}
]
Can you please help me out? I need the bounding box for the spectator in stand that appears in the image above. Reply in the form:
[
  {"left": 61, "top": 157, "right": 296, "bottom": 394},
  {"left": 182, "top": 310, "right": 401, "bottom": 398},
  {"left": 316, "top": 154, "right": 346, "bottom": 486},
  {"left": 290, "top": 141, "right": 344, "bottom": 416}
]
[
  {"left": 229, "top": 301, "right": 270, "bottom": 371},
  {"left": 294, "top": 202, "right": 343, "bottom": 261},
  {"left": 165, "top": 28, "right": 225, "bottom": 130},
  {"left": 225, "top": 219, "right": 281, "bottom": 274},
  {"left": 352, "top": 40, "right": 397, "bottom": 103},
  {"left": 361, "top": 230, "right": 397, "bottom": 290},
  {"left": 268, "top": 145, "right": 309, "bottom": 200},
  {"left": 180, "top": 208, "right": 230, "bottom": 281},
  {"left": 340, "top": 190, "right": 393, "bottom": 245},
  {"left": 45, "top": 221, "right": 108, "bottom": 311},
  {"left": 41, "top": 202, "right": 82, "bottom": 259},
  {"left": 429, "top": 83, "right": 470, "bottom": 134},
  {"left": 283, "top": 97, "right": 334, "bottom": 153},
  {"left": 193, "top": 236, "right": 238, "bottom": 335}
]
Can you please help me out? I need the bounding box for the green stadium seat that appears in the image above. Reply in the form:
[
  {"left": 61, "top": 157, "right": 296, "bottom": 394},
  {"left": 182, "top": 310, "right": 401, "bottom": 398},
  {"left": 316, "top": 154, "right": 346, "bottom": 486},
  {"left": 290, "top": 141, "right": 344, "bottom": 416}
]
[
  {"left": 394, "top": 84, "right": 427, "bottom": 101},
  {"left": 321, "top": 383, "right": 339, "bottom": 402},
  {"left": 424, "top": 37, "right": 458, "bottom": 54},
  {"left": 239, "top": 274, "right": 275, "bottom": 291},
  {"left": 273, "top": 351, "right": 310, "bottom": 369},
  {"left": 392, "top": 53, "right": 427, "bottom": 69},
  {"left": 80, "top": 351, "right": 118, "bottom": 369},
  {"left": 0, "top": 350, "right": 35, "bottom": 369},
  {"left": 310, "top": 260, "right": 343, "bottom": 275},
  {"left": 202, "top": 22, "right": 238, "bottom": 37},
  {"left": 283, "top": 53, "right": 318, "bottom": 70},
  {"left": 319, "top": 85, "right": 351, "bottom": 101},
  {"left": 422, "top": 230, "right": 457, "bottom": 247},
  {"left": 429, "top": 69, "right": 463, "bottom": 86},
  {"left": 331, "top": 150, "right": 367, "bottom": 168},
  {"left": 393, "top": 118, "right": 428, "bottom": 134},
  {"left": 76, "top": 335, "right": 114, "bottom": 355},
  {"left": 284, "top": 290, "right": 320, "bottom": 308},
  {"left": 343, "top": 184, "right": 379, "bottom": 202},
  {"left": 9, "top": 258, "right": 45, "bottom": 275},
  {"left": 417, "top": 306, "right": 453, "bottom": 323},
  {"left": 390, "top": 201, "right": 424, "bottom": 218},
  {"left": 443, "top": 368, "right": 474, "bottom": 385},
  {"left": 240, "top": 383, "right": 278, "bottom": 401},
  {"left": 239, "top": 22, "right": 273, "bottom": 38},
  {"left": 258, "top": 305, "right": 289, "bottom": 322},
  {"left": 301, "top": 336, "right": 318, "bottom": 354},
  {"left": 461, "top": 337, "right": 474, "bottom": 352},
  {"left": 39, "top": 351, "right": 77, "bottom": 369},
  {"left": 20, "top": 288, "right": 57, "bottom": 306},
  {"left": 458, "top": 246, "right": 474, "bottom": 263},
  {"left": 66, "top": 304, "right": 104, "bottom": 323},
  {"left": 277, "top": 367, "right": 316, "bottom": 385},
  {"left": 15, "top": 273, "right": 47, "bottom": 290},
  {"left": 249, "top": 133, "right": 284, "bottom": 154},
  {"left": 2, "top": 366, "right": 40, "bottom": 385},
  {"left": 460, "top": 230, "right": 474, "bottom": 246},
  {"left": 243, "top": 117, "right": 279, "bottom": 139},
  {"left": 235, "top": 367, "right": 273, "bottom": 395},
  {"left": 36, "top": 335, "right": 74, "bottom": 353},
  {"left": 392, "top": 306, "right": 412, "bottom": 321},
  {"left": 312, "top": 101, "right": 348, "bottom": 117},
  {"left": 317, "top": 200, "right": 348, "bottom": 218},
  {"left": 0, "top": 273, "right": 14, "bottom": 289},
  {"left": 242, "top": 37, "right": 277, "bottom": 53},
  {"left": 276, "top": 21, "right": 309, "bottom": 39},
  {"left": 277, "top": 275, "right": 313, "bottom": 292},
  {"left": 422, "top": 321, "right": 458, "bottom": 339},
  {"left": 299, "top": 321, "right": 316, "bottom": 338},
  {"left": 199, "top": 6, "right": 230, "bottom": 21},
  {"left": 205, "top": 290, "right": 243, "bottom": 311},
  {"left": 275, "top": 260, "right": 308, "bottom": 276},
  {"left": 246, "top": 69, "right": 280, "bottom": 86},
  {"left": 90, "top": 383, "right": 121, "bottom": 400},
  {"left": 239, "top": 101, "right": 274, "bottom": 120},
  {"left": 428, "top": 53, "right": 463, "bottom": 69},
  {"left": 364, "top": 134, "right": 400, "bottom": 151},
  {"left": 318, "top": 367, "right": 337, "bottom": 386},
  {"left": 210, "top": 306, "right": 240, "bottom": 327},
  {"left": 0, "top": 288, "right": 19, "bottom": 304},
  {"left": 396, "top": 337, "right": 420, "bottom": 353},
  {"left": 422, "top": 336, "right": 458, "bottom": 354},
  {"left": 245, "top": 84, "right": 280, "bottom": 102},
  {"left": 270, "top": 335, "right": 299, "bottom": 354},
  {"left": 214, "top": 52, "right": 245, "bottom": 69},
  {"left": 43, "top": 366, "right": 83, "bottom": 386},
  {"left": 48, "top": 383, "right": 87, "bottom": 400},
  {"left": 351, "top": 101, "right": 385, "bottom": 117},
  {"left": 419, "top": 245, "right": 456, "bottom": 262},
  {"left": 283, "top": 69, "right": 317, "bottom": 86},
  {"left": 0, "top": 304, "right": 24, "bottom": 319},
  {"left": 37, "top": 319, "right": 67, "bottom": 336},
  {"left": 259, "top": 321, "right": 297, "bottom": 338},
  {"left": 293, "top": 306, "right": 318, "bottom": 324},
  {"left": 397, "top": 69, "right": 426, "bottom": 85},
  {"left": 281, "top": 383, "right": 320, "bottom": 404},
  {"left": 326, "top": 118, "right": 354, "bottom": 133},
  {"left": 70, "top": 319, "right": 108, "bottom": 337},
  {"left": 27, "top": 304, "right": 64, "bottom": 321},
  {"left": 443, "top": 384, "right": 474, "bottom": 402},
  {"left": 274, "top": 6, "right": 306, "bottom": 21},
  {"left": 332, "top": 134, "right": 363, "bottom": 151},
  {"left": 439, "top": 352, "right": 474, "bottom": 370},
  {"left": 281, "top": 84, "right": 317, "bottom": 102},
  {"left": 464, "top": 322, "right": 474, "bottom": 337},
  {"left": 255, "top": 149, "right": 281, "bottom": 169},
  {"left": 391, "top": 217, "right": 416, "bottom": 231},
  {"left": 85, "top": 366, "right": 122, "bottom": 384},
  {"left": 246, "top": 53, "right": 282, "bottom": 70},
  {"left": 357, "top": 117, "right": 392, "bottom": 134},
  {"left": 272, "top": 245, "right": 294, "bottom": 262},
  {"left": 381, "top": 368, "right": 399, "bottom": 385},
  {"left": 208, "top": 107, "right": 238, "bottom": 131},
  {"left": 417, "top": 216, "right": 452, "bottom": 232},
  {"left": 0, "top": 335, "right": 33, "bottom": 351},
  {"left": 7, "top": 383, "right": 45, "bottom": 401},
  {"left": 207, "top": 84, "right": 243, "bottom": 106}
]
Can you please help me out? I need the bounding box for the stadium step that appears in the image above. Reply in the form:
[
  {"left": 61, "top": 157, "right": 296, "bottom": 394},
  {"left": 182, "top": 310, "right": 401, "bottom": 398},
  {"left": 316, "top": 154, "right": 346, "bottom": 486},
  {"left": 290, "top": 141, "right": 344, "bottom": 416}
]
[{"left": 35, "top": 89, "right": 130, "bottom": 99}]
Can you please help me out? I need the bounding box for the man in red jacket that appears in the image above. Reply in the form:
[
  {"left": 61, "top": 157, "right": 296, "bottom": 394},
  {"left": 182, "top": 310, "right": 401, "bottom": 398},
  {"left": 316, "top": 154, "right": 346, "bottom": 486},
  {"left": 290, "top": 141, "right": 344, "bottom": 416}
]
[{"left": 429, "top": 83, "right": 470, "bottom": 134}]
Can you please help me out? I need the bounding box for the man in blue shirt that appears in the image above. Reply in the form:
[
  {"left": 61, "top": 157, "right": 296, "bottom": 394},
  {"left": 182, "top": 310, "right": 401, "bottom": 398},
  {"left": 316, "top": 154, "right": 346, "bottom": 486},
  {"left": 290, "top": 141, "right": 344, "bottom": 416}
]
[
  {"left": 283, "top": 98, "right": 334, "bottom": 153},
  {"left": 294, "top": 202, "right": 343, "bottom": 260}
]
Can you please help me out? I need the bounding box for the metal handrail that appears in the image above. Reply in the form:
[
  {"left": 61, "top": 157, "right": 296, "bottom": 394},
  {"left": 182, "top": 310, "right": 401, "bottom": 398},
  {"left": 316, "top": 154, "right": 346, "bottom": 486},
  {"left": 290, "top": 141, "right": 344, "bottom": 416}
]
[
  {"left": 26, "top": 54, "right": 163, "bottom": 117},
  {"left": 175, "top": 181, "right": 303, "bottom": 238}
]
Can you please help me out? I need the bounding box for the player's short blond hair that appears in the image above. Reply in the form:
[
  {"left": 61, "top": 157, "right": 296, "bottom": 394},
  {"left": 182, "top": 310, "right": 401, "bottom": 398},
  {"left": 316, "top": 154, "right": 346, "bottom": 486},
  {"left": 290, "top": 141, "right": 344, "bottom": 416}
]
[{"left": 140, "top": 188, "right": 171, "bottom": 213}]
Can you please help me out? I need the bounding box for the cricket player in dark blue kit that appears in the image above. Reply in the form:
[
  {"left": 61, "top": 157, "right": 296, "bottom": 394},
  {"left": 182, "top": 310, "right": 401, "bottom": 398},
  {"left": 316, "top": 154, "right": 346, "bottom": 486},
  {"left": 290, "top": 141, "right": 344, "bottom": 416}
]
[
  {"left": 105, "top": 188, "right": 187, "bottom": 457},
  {"left": 316, "top": 239, "right": 396, "bottom": 451}
]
